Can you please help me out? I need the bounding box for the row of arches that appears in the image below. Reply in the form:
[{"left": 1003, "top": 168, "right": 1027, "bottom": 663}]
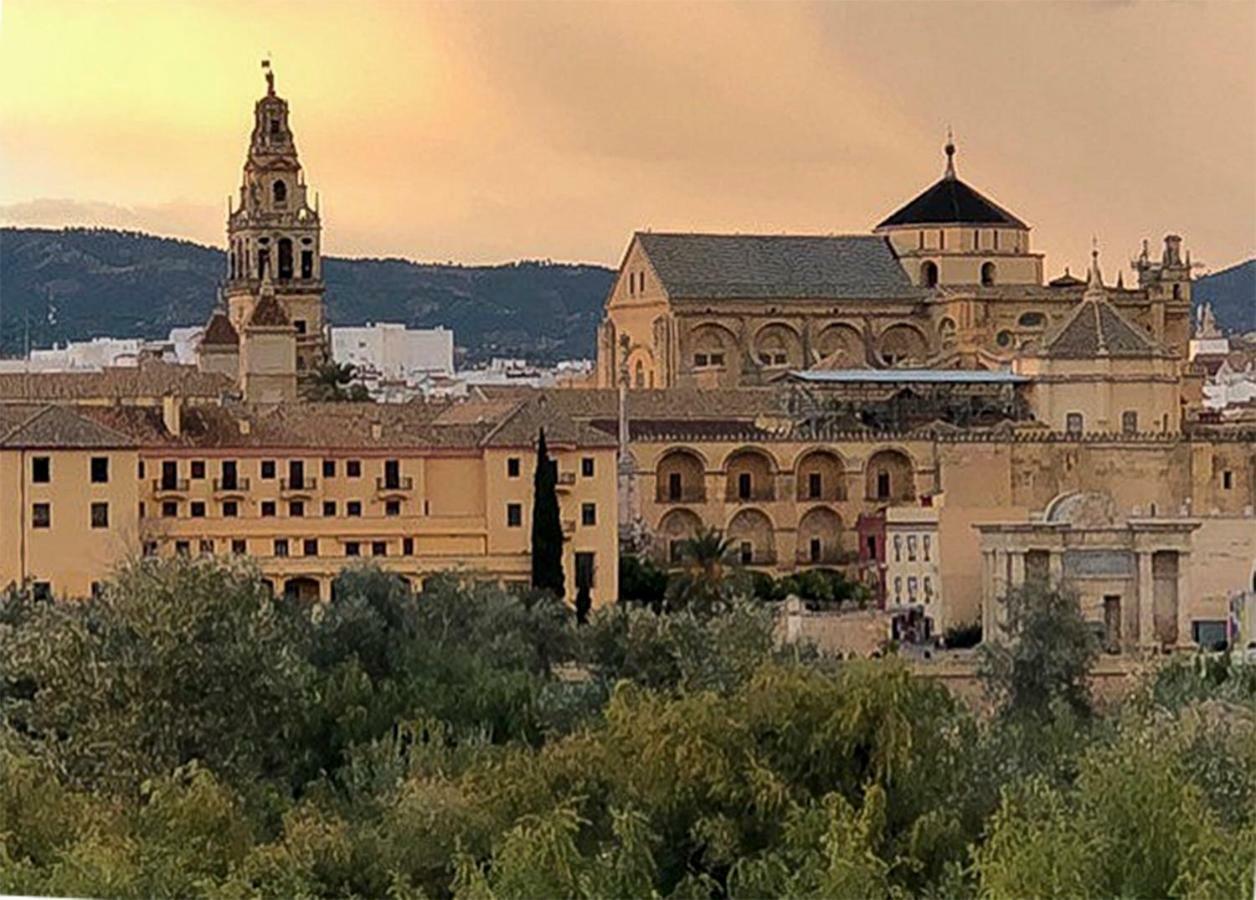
[
  {"left": 687, "top": 320, "right": 932, "bottom": 373},
  {"left": 659, "top": 505, "right": 846, "bottom": 567},
  {"left": 228, "top": 234, "right": 317, "bottom": 282},
  {"left": 657, "top": 447, "right": 916, "bottom": 504}
]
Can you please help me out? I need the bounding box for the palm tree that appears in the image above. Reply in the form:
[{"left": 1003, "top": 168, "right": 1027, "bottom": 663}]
[
  {"left": 666, "top": 527, "right": 733, "bottom": 614},
  {"left": 302, "top": 362, "right": 372, "bottom": 402}
]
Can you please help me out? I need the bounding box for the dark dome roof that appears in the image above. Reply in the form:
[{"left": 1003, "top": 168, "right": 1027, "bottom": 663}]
[{"left": 877, "top": 175, "right": 1027, "bottom": 229}]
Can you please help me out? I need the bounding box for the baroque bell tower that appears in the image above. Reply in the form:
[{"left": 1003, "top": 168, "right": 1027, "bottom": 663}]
[{"left": 224, "top": 61, "right": 326, "bottom": 373}]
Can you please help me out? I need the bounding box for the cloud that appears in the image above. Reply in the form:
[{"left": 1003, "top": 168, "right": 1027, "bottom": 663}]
[{"left": 0, "top": 198, "right": 222, "bottom": 246}]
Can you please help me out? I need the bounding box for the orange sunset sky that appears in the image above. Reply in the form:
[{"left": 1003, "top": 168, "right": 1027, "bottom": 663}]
[{"left": 1, "top": 0, "right": 1253, "bottom": 276}]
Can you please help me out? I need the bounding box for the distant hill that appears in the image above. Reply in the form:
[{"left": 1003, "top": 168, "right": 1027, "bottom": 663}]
[
  {"left": 1194, "top": 259, "right": 1256, "bottom": 335},
  {"left": 0, "top": 227, "right": 615, "bottom": 363}
]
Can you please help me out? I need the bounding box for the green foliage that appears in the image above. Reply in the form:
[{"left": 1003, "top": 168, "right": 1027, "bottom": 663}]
[
  {"left": 301, "top": 361, "right": 372, "bottom": 402},
  {"left": 0, "top": 558, "right": 314, "bottom": 795},
  {"left": 618, "top": 553, "right": 668, "bottom": 607},
  {"left": 1, "top": 556, "right": 1253, "bottom": 898},
  {"left": 978, "top": 581, "right": 1099, "bottom": 722},
  {"left": 664, "top": 526, "right": 739, "bottom": 614},
  {"left": 530, "top": 429, "right": 565, "bottom": 598}
]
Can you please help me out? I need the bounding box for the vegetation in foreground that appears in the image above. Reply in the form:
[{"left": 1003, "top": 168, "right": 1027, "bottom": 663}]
[{"left": 0, "top": 556, "right": 1253, "bottom": 899}]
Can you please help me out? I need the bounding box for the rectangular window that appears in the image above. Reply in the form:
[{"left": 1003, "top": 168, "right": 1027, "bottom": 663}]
[
  {"left": 386, "top": 499, "right": 401, "bottom": 516},
  {"left": 923, "top": 535, "right": 932, "bottom": 562},
  {"left": 581, "top": 502, "right": 597, "bottom": 526},
  {"left": 143, "top": 541, "right": 158, "bottom": 558},
  {"left": 1121, "top": 411, "right": 1138, "bottom": 435},
  {"left": 694, "top": 353, "right": 708, "bottom": 368},
  {"left": 810, "top": 537, "right": 822, "bottom": 563},
  {"left": 139, "top": 502, "right": 146, "bottom": 519},
  {"left": 32, "top": 502, "right": 51, "bottom": 528},
  {"left": 90, "top": 502, "right": 108, "bottom": 529},
  {"left": 322, "top": 459, "right": 335, "bottom": 478},
  {"left": 191, "top": 501, "right": 206, "bottom": 518},
  {"left": 924, "top": 576, "right": 934, "bottom": 600},
  {"left": 908, "top": 576, "right": 918, "bottom": 600},
  {"left": 739, "top": 541, "right": 753, "bottom": 564},
  {"left": 372, "top": 541, "right": 386, "bottom": 557},
  {"left": 347, "top": 460, "right": 362, "bottom": 478},
  {"left": 175, "top": 540, "right": 190, "bottom": 557},
  {"left": 1066, "top": 412, "right": 1084, "bottom": 435},
  {"left": 384, "top": 459, "right": 401, "bottom": 489},
  {"left": 668, "top": 472, "right": 683, "bottom": 501},
  {"left": 138, "top": 460, "right": 145, "bottom": 479},
  {"left": 323, "top": 500, "right": 337, "bottom": 516},
  {"left": 894, "top": 535, "right": 902, "bottom": 562},
  {"left": 274, "top": 539, "right": 289, "bottom": 557},
  {"left": 575, "top": 551, "right": 596, "bottom": 588},
  {"left": 304, "top": 538, "right": 318, "bottom": 557},
  {"left": 894, "top": 576, "right": 902, "bottom": 604},
  {"left": 347, "top": 501, "right": 362, "bottom": 517},
  {"left": 162, "top": 500, "right": 178, "bottom": 518},
  {"left": 907, "top": 535, "right": 918, "bottom": 562},
  {"left": 507, "top": 502, "right": 523, "bottom": 527},
  {"left": 581, "top": 457, "right": 595, "bottom": 478},
  {"left": 737, "top": 472, "right": 752, "bottom": 500},
  {"left": 670, "top": 540, "right": 684, "bottom": 564},
  {"left": 808, "top": 472, "right": 822, "bottom": 499},
  {"left": 709, "top": 352, "right": 724, "bottom": 366},
  {"left": 261, "top": 501, "right": 276, "bottom": 517},
  {"left": 261, "top": 460, "right": 276, "bottom": 479},
  {"left": 403, "top": 537, "right": 414, "bottom": 555},
  {"left": 161, "top": 460, "right": 179, "bottom": 490},
  {"left": 1223, "top": 471, "right": 1233, "bottom": 490},
  {"left": 190, "top": 460, "right": 206, "bottom": 479},
  {"left": 288, "top": 460, "right": 305, "bottom": 489},
  {"left": 221, "top": 460, "right": 239, "bottom": 490},
  {"left": 32, "top": 456, "right": 50, "bottom": 483},
  {"left": 294, "top": 319, "right": 307, "bottom": 335},
  {"left": 90, "top": 456, "right": 109, "bottom": 483},
  {"left": 199, "top": 539, "right": 214, "bottom": 556},
  {"left": 289, "top": 500, "right": 305, "bottom": 517},
  {"left": 232, "top": 539, "right": 246, "bottom": 555},
  {"left": 223, "top": 500, "right": 238, "bottom": 518},
  {"left": 345, "top": 541, "right": 360, "bottom": 557},
  {"left": 507, "top": 457, "right": 521, "bottom": 478},
  {"left": 32, "top": 582, "right": 52, "bottom": 602}
]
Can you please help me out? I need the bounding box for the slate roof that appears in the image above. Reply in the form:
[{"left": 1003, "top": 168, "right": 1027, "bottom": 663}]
[
  {"left": 634, "top": 233, "right": 920, "bottom": 301},
  {"left": 201, "top": 311, "right": 240, "bottom": 346},
  {"left": 877, "top": 176, "right": 1028, "bottom": 229},
  {"left": 1040, "top": 299, "right": 1163, "bottom": 358}
]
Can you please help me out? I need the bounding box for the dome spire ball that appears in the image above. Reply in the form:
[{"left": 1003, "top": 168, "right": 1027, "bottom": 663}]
[{"left": 944, "top": 127, "right": 956, "bottom": 179}]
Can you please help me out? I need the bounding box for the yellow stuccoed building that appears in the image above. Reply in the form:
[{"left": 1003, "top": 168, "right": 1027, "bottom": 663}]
[{"left": 0, "top": 396, "right": 619, "bottom": 605}]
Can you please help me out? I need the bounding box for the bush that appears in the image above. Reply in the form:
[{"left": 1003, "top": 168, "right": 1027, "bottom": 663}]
[{"left": 943, "top": 622, "right": 982, "bottom": 649}]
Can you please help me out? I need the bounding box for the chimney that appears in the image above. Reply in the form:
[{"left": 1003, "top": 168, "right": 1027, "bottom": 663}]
[{"left": 161, "top": 394, "right": 182, "bottom": 437}]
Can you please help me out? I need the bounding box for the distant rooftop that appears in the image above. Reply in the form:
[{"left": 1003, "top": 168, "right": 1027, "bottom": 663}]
[{"left": 785, "top": 368, "right": 1029, "bottom": 385}]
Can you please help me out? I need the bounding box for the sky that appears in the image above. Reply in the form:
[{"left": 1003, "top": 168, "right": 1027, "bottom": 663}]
[{"left": 1, "top": 0, "right": 1253, "bottom": 277}]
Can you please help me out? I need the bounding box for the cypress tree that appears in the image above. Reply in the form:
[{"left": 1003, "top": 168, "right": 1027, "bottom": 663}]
[{"left": 530, "top": 428, "right": 565, "bottom": 597}]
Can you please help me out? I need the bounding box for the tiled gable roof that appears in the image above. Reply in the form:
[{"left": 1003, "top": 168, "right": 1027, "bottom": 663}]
[
  {"left": 0, "top": 361, "right": 233, "bottom": 402},
  {"left": 1040, "top": 298, "right": 1163, "bottom": 358},
  {"left": 877, "top": 176, "right": 1028, "bottom": 229},
  {"left": 635, "top": 233, "right": 919, "bottom": 301},
  {"left": 0, "top": 405, "right": 136, "bottom": 449}
]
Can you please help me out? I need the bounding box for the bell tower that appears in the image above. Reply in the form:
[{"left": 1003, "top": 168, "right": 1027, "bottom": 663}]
[{"left": 224, "top": 61, "right": 326, "bottom": 374}]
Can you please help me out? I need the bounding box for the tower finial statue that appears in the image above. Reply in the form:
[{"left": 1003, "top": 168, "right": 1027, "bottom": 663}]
[
  {"left": 944, "top": 127, "right": 956, "bottom": 179},
  {"left": 262, "top": 58, "right": 274, "bottom": 95}
]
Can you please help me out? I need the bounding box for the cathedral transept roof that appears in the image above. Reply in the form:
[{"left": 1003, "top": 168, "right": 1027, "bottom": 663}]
[{"left": 876, "top": 140, "right": 1028, "bottom": 229}]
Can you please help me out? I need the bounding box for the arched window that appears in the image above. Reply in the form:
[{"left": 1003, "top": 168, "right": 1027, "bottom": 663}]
[
  {"left": 273, "top": 180, "right": 287, "bottom": 205},
  {"left": 634, "top": 361, "right": 645, "bottom": 388},
  {"left": 920, "top": 261, "right": 939, "bottom": 288},
  {"left": 981, "top": 261, "right": 996, "bottom": 286},
  {"left": 277, "top": 238, "right": 294, "bottom": 280}
]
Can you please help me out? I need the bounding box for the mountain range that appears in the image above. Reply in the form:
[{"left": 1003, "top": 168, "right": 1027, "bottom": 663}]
[
  {"left": 0, "top": 227, "right": 1252, "bottom": 363},
  {"left": 0, "top": 228, "right": 614, "bottom": 363}
]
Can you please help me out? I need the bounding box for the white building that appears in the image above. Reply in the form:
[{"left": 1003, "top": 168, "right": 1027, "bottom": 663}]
[
  {"left": 884, "top": 506, "right": 941, "bottom": 633},
  {"left": 330, "top": 323, "right": 454, "bottom": 380}
]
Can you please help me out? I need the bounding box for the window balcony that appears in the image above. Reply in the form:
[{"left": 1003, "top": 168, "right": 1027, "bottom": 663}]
[
  {"left": 152, "top": 478, "right": 190, "bottom": 498},
  {"left": 280, "top": 477, "right": 318, "bottom": 497},
  {"left": 555, "top": 471, "right": 576, "bottom": 492},
  {"left": 375, "top": 475, "right": 414, "bottom": 496},
  {"left": 212, "top": 476, "right": 251, "bottom": 497}
]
